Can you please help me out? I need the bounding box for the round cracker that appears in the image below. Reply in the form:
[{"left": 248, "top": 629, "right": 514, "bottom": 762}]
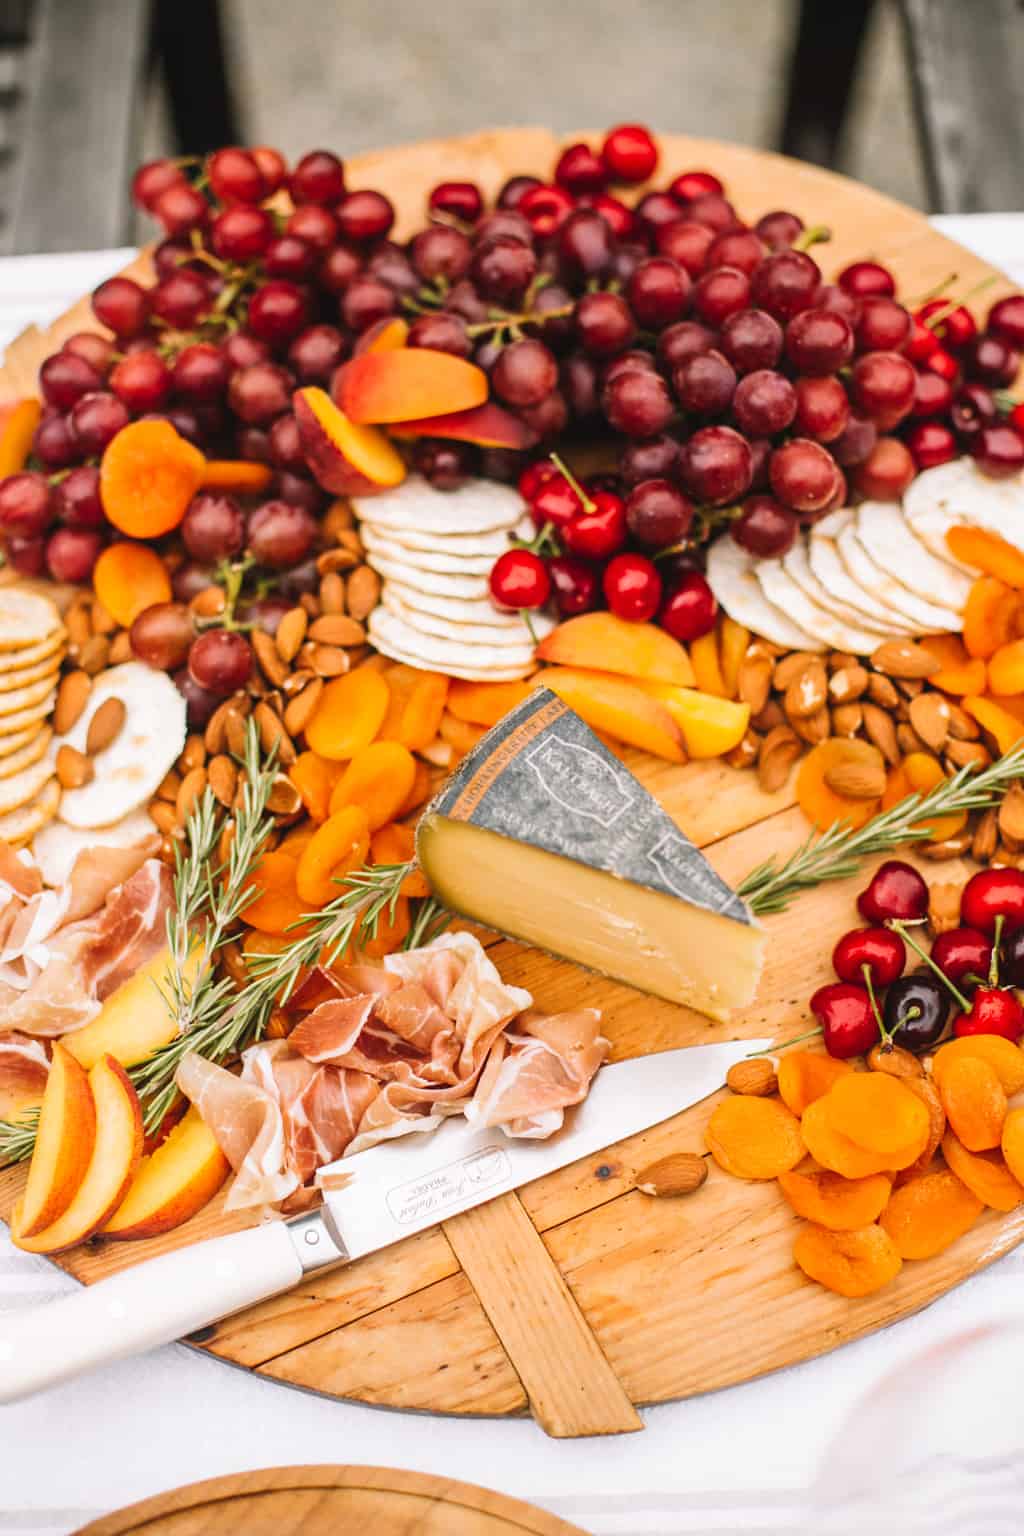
[
  {"left": 382, "top": 577, "right": 549, "bottom": 632},
  {"left": 757, "top": 558, "right": 890, "bottom": 655},
  {"left": 368, "top": 607, "right": 535, "bottom": 680},
  {"left": 0, "top": 753, "right": 56, "bottom": 815},
  {"left": 0, "top": 589, "right": 62, "bottom": 650},
  {"left": 783, "top": 540, "right": 892, "bottom": 635},
  {"left": 706, "top": 537, "right": 824, "bottom": 651},
  {"left": 836, "top": 523, "right": 960, "bottom": 631},
  {"left": 0, "top": 725, "right": 51, "bottom": 780},
  {"left": 57, "top": 662, "right": 187, "bottom": 829},
  {"left": 361, "top": 526, "right": 497, "bottom": 575},
  {"left": 0, "top": 654, "right": 62, "bottom": 694},
  {"left": 0, "top": 776, "right": 60, "bottom": 846},
  {"left": 856, "top": 500, "right": 972, "bottom": 612},
  {"left": 0, "top": 628, "right": 66, "bottom": 671},
  {"left": 0, "top": 722, "right": 42, "bottom": 760},
  {"left": 808, "top": 512, "right": 918, "bottom": 635},
  {"left": 352, "top": 475, "right": 522, "bottom": 536},
  {"left": 0, "top": 692, "right": 56, "bottom": 736},
  {"left": 382, "top": 588, "right": 546, "bottom": 648},
  {"left": 361, "top": 515, "right": 532, "bottom": 557},
  {"left": 367, "top": 550, "right": 489, "bottom": 599},
  {"left": 0, "top": 673, "right": 62, "bottom": 716}
]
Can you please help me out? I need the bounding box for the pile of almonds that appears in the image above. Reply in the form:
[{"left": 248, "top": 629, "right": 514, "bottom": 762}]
[
  {"left": 53, "top": 671, "right": 125, "bottom": 788},
  {"left": 729, "top": 635, "right": 1022, "bottom": 864}
]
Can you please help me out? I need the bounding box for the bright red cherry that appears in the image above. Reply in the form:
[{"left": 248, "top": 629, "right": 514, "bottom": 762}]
[
  {"left": 519, "top": 461, "right": 558, "bottom": 503},
  {"left": 960, "top": 868, "right": 1024, "bottom": 936},
  {"left": 489, "top": 549, "right": 551, "bottom": 610},
  {"left": 915, "top": 297, "right": 977, "bottom": 351},
  {"left": 931, "top": 927, "right": 993, "bottom": 986},
  {"left": 668, "top": 169, "right": 723, "bottom": 204},
  {"left": 555, "top": 142, "right": 607, "bottom": 195},
  {"left": 519, "top": 184, "right": 575, "bottom": 237},
  {"left": 561, "top": 491, "right": 628, "bottom": 560},
  {"left": 810, "top": 982, "right": 880, "bottom": 1058},
  {"left": 601, "top": 124, "right": 658, "bottom": 184},
  {"left": 857, "top": 860, "right": 929, "bottom": 923},
  {"left": 659, "top": 571, "right": 717, "bottom": 642},
  {"left": 837, "top": 261, "right": 895, "bottom": 299},
  {"left": 832, "top": 927, "right": 906, "bottom": 987},
  {"left": 954, "top": 987, "right": 1024, "bottom": 1041},
  {"left": 530, "top": 474, "right": 583, "bottom": 533},
  {"left": 603, "top": 553, "right": 662, "bottom": 622}
]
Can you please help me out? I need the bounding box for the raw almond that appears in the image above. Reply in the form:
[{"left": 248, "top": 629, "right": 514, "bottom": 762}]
[
  {"left": 828, "top": 664, "right": 868, "bottom": 703},
  {"left": 897, "top": 677, "right": 925, "bottom": 699},
  {"left": 999, "top": 782, "right": 1024, "bottom": 845},
  {"left": 267, "top": 773, "right": 302, "bottom": 816},
  {"left": 54, "top": 670, "right": 91, "bottom": 735},
  {"left": 179, "top": 732, "right": 206, "bottom": 773},
  {"left": 861, "top": 701, "right": 900, "bottom": 765},
  {"left": 78, "top": 634, "right": 110, "bottom": 675},
  {"left": 148, "top": 799, "right": 178, "bottom": 834},
  {"left": 346, "top": 565, "right": 381, "bottom": 622},
  {"left": 946, "top": 739, "right": 990, "bottom": 770},
  {"left": 207, "top": 754, "right": 237, "bottom": 808},
  {"left": 276, "top": 607, "right": 308, "bottom": 663},
  {"left": 866, "top": 672, "right": 900, "bottom": 710},
  {"left": 176, "top": 766, "right": 207, "bottom": 825},
  {"left": 635, "top": 1152, "right": 707, "bottom": 1198},
  {"left": 928, "top": 881, "right": 963, "bottom": 936},
  {"left": 221, "top": 940, "right": 249, "bottom": 989},
  {"left": 870, "top": 639, "right": 940, "bottom": 679},
  {"left": 56, "top": 744, "right": 93, "bottom": 789},
  {"left": 947, "top": 702, "right": 980, "bottom": 741},
  {"left": 283, "top": 676, "right": 324, "bottom": 737},
  {"left": 920, "top": 832, "right": 972, "bottom": 859},
  {"left": 737, "top": 651, "right": 772, "bottom": 715},
  {"left": 783, "top": 658, "right": 827, "bottom": 720},
  {"left": 773, "top": 651, "right": 818, "bottom": 691},
  {"left": 309, "top": 643, "right": 349, "bottom": 678},
  {"left": 323, "top": 499, "right": 355, "bottom": 538},
  {"left": 789, "top": 706, "right": 831, "bottom": 745},
  {"left": 828, "top": 651, "right": 858, "bottom": 672},
  {"left": 65, "top": 602, "right": 92, "bottom": 650},
  {"left": 823, "top": 739, "right": 887, "bottom": 798},
  {"left": 224, "top": 704, "right": 249, "bottom": 758},
  {"left": 725, "top": 1058, "right": 777, "bottom": 1095},
  {"left": 725, "top": 729, "right": 760, "bottom": 770},
  {"left": 750, "top": 699, "right": 785, "bottom": 734},
  {"left": 156, "top": 767, "right": 181, "bottom": 802},
  {"left": 299, "top": 592, "right": 320, "bottom": 618},
  {"left": 308, "top": 614, "right": 366, "bottom": 647},
  {"left": 252, "top": 629, "right": 289, "bottom": 687},
  {"left": 86, "top": 696, "right": 126, "bottom": 755},
  {"left": 204, "top": 699, "right": 233, "bottom": 756},
  {"left": 972, "top": 807, "right": 999, "bottom": 862},
  {"left": 317, "top": 546, "right": 358, "bottom": 575},
  {"left": 254, "top": 701, "right": 295, "bottom": 765},
  {"left": 909, "top": 692, "right": 951, "bottom": 754},
  {"left": 337, "top": 528, "right": 364, "bottom": 557},
  {"left": 831, "top": 701, "right": 863, "bottom": 738},
  {"left": 319, "top": 571, "right": 346, "bottom": 615},
  {"left": 758, "top": 723, "right": 802, "bottom": 793},
  {"left": 896, "top": 722, "right": 929, "bottom": 758}
]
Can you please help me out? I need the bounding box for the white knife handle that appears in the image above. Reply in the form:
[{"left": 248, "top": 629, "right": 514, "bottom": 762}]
[{"left": 0, "top": 1221, "right": 304, "bottom": 1404}]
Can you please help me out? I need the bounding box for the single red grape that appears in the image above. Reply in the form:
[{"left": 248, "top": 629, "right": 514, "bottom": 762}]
[
  {"left": 491, "top": 339, "right": 558, "bottom": 407},
  {"left": 988, "top": 295, "right": 1024, "bottom": 347},
  {"left": 706, "top": 230, "right": 764, "bottom": 276},
  {"left": 601, "top": 124, "right": 658, "bottom": 183},
  {"left": 412, "top": 440, "right": 478, "bottom": 490},
  {"left": 555, "top": 141, "right": 607, "bottom": 194},
  {"left": 604, "top": 369, "right": 674, "bottom": 436},
  {"left": 54, "top": 465, "right": 103, "bottom": 528},
  {"left": 0, "top": 472, "right": 51, "bottom": 536},
  {"left": 288, "top": 324, "right": 347, "bottom": 384},
  {"left": 732, "top": 370, "right": 797, "bottom": 435},
  {"left": 749, "top": 250, "right": 821, "bottom": 320},
  {"left": 693, "top": 265, "right": 750, "bottom": 326},
  {"left": 656, "top": 220, "right": 715, "bottom": 277},
  {"left": 173, "top": 343, "right": 229, "bottom": 402},
  {"left": 558, "top": 209, "right": 614, "bottom": 279},
  {"left": 680, "top": 425, "right": 753, "bottom": 505},
  {"left": 688, "top": 193, "right": 739, "bottom": 233},
  {"left": 731, "top": 495, "right": 798, "bottom": 556},
  {"left": 657, "top": 319, "right": 717, "bottom": 370},
  {"left": 832, "top": 413, "right": 878, "bottom": 467},
  {"left": 769, "top": 438, "right": 840, "bottom": 513},
  {"left": 754, "top": 210, "right": 804, "bottom": 250},
  {"left": 110, "top": 350, "right": 172, "bottom": 410},
  {"left": 227, "top": 362, "right": 293, "bottom": 424},
  {"left": 635, "top": 191, "right": 684, "bottom": 236},
  {"left": 45, "top": 526, "right": 103, "bottom": 582},
  {"left": 497, "top": 175, "right": 542, "bottom": 210},
  {"left": 963, "top": 332, "right": 1020, "bottom": 387},
  {"left": 850, "top": 351, "right": 917, "bottom": 429},
  {"left": 625, "top": 478, "right": 694, "bottom": 548},
  {"left": 668, "top": 169, "right": 723, "bottom": 204},
  {"left": 852, "top": 436, "right": 916, "bottom": 499},
  {"left": 151, "top": 269, "right": 211, "bottom": 329},
  {"left": 130, "top": 601, "right": 195, "bottom": 670},
  {"left": 428, "top": 180, "right": 483, "bottom": 223},
  {"left": 290, "top": 150, "right": 345, "bottom": 205},
  {"left": 154, "top": 181, "right": 209, "bottom": 236},
  {"left": 336, "top": 189, "right": 395, "bottom": 243},
  {"left": 33, "top": 414, "right": 78, "bottom": 469},
  {"left": 587, "top": 192, "right": 635, "bottom": 239},
  {"left": 208, "top": 147, "right": 265, "bottom": 204},
  {"left": 518, "top": 184, "right": 575, "bottom": 237},
  {"left": 575, "top": 291, "right": 636, "bottom": 357},
  {"left": 132, "top": 158, "right": 185, "bottom": 211},
  {"left": 268, "top": 413, "right": 306, "bottom": 471},
  {"left": 793, "top": 375, "right": 849, "bottom": 441},
  {"left": 785, "top": 308, "right": 854, "bottom": 374},
  {"left": 627, "top": 257, "right": 691, "bottom": 329},
  {"left": 264, "top": 234, "right": 318, "bottom": 282},
  {"left": 855, "top": 296, "right": 912, "bottom": 354},
  {"left": 40, "top": 351, "right": 101, "bottom": 410},
  {"left": 673, "top": 351, "right": 736, "bottom": 416},
  {"left": 221, "top": 331, "right": 271, "bottom": 372},
  {"left": 407, "top": 312, "right": 471, "bottom": 358},
  {"left": 620, "top": 435, "right": 680, "bottom": 486},
  {"left": 63, "top": 332, "right": 114, "bottom": 376},
  {"left": 973, "top": 423, "right": 1024, "bottom": 478},
  {"left": 247, "top": 499, "right": 316, "bottom": 566},
  {"left": 548, "top": 555, "right": 599, "bottom": 615},
  {"left": 470, "top": 237, "right": 538, "bottom": 303},
  {"left": 247, "top": 280, "right": 310, "bottom": 345},
  {"left": 188, "top": 629, "right": 253, "bottom": 694},
  {"left": 341, "top": 276, "right": 398, "bottom": 332},
  {"left": 719, "top": 308, "right": 784, "bottom": 373},
  {"left": 181, "top": 493, "right": 246, "bottom": 562},
  {"left": 838, "top": 260, "right": 895, "bottom": 299}
]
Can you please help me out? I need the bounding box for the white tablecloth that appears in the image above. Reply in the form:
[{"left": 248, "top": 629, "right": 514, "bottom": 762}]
[{"left": 2, "top": 217, "right": 1023, "bottom": 1536}]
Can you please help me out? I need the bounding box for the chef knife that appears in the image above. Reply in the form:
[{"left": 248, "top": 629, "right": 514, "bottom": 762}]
[{"left": 0, "top": 1036, "right": 768, "bottom": 1403}]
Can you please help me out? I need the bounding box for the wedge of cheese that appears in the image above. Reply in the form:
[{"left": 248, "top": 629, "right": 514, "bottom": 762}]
[{"left": 416, "top": 689, "right": 764, "bottom": 1020}]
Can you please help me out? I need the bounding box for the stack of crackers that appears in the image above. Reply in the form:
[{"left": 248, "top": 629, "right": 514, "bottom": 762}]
[{"left": 0, "top": 588, "right": 65, "bottom": 844}]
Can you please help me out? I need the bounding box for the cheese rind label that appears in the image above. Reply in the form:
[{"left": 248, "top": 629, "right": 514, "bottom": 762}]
[{"left": 424, "top": 688, "right": 755, "bottom": 927}]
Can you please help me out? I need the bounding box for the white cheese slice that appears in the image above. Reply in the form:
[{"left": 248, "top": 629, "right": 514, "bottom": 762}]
[
  {"left": 808, "top": 512, "right": 918, "bottom": 635},
  {"left": 904, "top": 458, "right": 1024, "bottom": 566},
  {"left": 32, "top": 807, "right": 156, "bottom": 887},
  {"left": 857, "top": 500, "right": 972, "bottom": 612},
  {"left": 417, "top": 688, "right": 764, "bottom": 1020},
  {"left": 352, "top": 475, "right": 523, "bottom": 535},
  {"left": 57, "top": 663, "right": 187, "bottom": 829},
  {"left": 381, "top": 578, "right": 547, "bottom": 633},
  {"left": 756, "top": 558, "right": 883, "bottom": 655},
  {"left": 836, "top": 523, "right": 961, "bottom": 632},
  {"left": 706, "top": 536, "right": 823, "bottom": 651},
  {"left": 782, "top": 540, "right": 892, "bottom": 636}
]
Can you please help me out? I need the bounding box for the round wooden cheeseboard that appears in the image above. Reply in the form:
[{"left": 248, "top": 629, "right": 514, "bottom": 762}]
[{"left": 2, "top": 130, "right": 1024, "bottom": 1439}]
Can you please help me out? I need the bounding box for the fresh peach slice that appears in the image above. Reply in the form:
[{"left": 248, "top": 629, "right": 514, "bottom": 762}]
[
  {"left": 0, "top": 397, "right": 42, "bottom": 475},
  {"left": 447, "top": 678, "right": 533, "bottom": 726},
  {"left": 64, "top": 946, "right": 198, "bottom": 1071},
  {"left": 12, "top": 1056, "right": 143, "bottom": 1254},
  {"left": 294, "top": 386, "right": 406, "bottom": 496},
  {"left": 388, "top": 402, "right": 537, "bottom": 449},
  {"left": 102, "top": 1105, "right": 230, "bottom": 1240},
  {"left": 18, "top": 1044, "right": 96, "bottom": 1239},
  {"left": 352, "top": 315, "right": 410, "bottom": 355},
  {"left": 536, "top": 668, "right": 686, "bottom": 762},
  {"left": 336, "top": 347, "right": 488, "bottom": 424},
  {"left": 535, "top": 612, "right": 696, "bottom": 688},
  {"left": 635, "top": 683, "right": 750, "bottom": 758}
]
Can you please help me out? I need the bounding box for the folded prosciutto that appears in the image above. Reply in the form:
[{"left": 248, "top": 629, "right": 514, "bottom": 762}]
[{"left": 176, "top": 932, "right": 609, "bottom": 1212}]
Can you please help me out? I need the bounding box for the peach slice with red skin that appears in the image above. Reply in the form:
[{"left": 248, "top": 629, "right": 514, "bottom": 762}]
[
  {"left": 534, "top": 668, "right": 686, "bottom": 762},
  {"left": 294, "top": 386, "right": 406, "bottom": 496},
  {"left": 388, "top": 402, "right": 537, "bottom": 449},
  {"left": 352, "top": 316, "right": 410, "bottom": 356},
  {"left": 18, "top": 1043, "right": 96, "bottom": 1239},
  {"left": 335, "top": 347, "right": 488, "bottom": 424},
  {"left": 536, "top": 612, "right": 696, "bottom": 687},
  {"left": 102, "top": 1105, "right": 230, "bottom": 1240},
  {"left": 12, "top": 1056, "right": 144, "bottom": 1254}
]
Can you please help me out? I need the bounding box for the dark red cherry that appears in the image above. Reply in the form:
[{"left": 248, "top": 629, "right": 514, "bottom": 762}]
[
  {"left": 810, "top": 982, "right": 880, "bottom": 1059},
  {"left": 856, "top": 860, "right": 928, "bottom": 923},
  {"left": 954, "top": 987, "right": 1024, "bottom": 1041},
  {"left": 960, "top": 868, "right": 1024, "bottom": 936},
  {"left": 931, "top": 927, "right": 993, "bottom": 987}
]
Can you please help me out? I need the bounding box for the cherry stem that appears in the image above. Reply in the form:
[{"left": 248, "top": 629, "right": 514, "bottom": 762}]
[
  {"left": 794, "top": 224, "right": 832, "bottom": 252},
  {"left": 465, "top": 302, "right": 573, "bottom": 339},
  {"left": 518, "top": 608, "right": 540, "bottom": 646},
  {"left": 861, "top": 963, "right": 889, "bottom": 1044},
  {"left": 907, "top": 271, "right": 959, "bottom": 307},
  {"left": 989, "top": 914, "right": 1004, "bottom": 986},
  {"left": 919, "top": 275, "right": 999, "bottom": 332},
  {"left": 888, "top": 918, "right": 972, "bottom": 1011},
  {"left": 746, "top": 1024, "right": 821, "bottom": 1057},
  {"left": 548, "top": 451, "right": 595, "bottom": 513}
]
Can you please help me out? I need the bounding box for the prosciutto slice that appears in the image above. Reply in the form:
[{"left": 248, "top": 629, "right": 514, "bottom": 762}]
[
  {"left": 181, "top": 932, "right": 609, "bottom": 1211},
  {"left": 0, "top": 1032, "right": 49, "bottom": 1118}
]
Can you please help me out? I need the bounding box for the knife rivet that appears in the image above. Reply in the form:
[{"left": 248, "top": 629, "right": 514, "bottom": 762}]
[
  {"left": 596, "top": 1164, "right": 612, "bottom": 1180},
  {"left": 304, "top": 1229, "right": 320, "bottom": 1246}
]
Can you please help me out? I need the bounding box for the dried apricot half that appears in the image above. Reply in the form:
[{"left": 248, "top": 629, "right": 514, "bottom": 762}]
[
  {"left": 880, "top": 1169, "right": 983, "bottom": 1259},
  {"left": 941, "top": 1131, "right": 1024, "bottom": 1212},
  {"left": 937, "top": 1054, "right": 1007, "bottom": 1152},
  {"left": 932, "top": 1035, "right": 1024, "bottom": 1096},
  {"left": 793, "top": 1222, "right": 903, "bottom": 1297},
  {"left": 1001, "top": 1106, "right": 1024, "bottom": 1187},
  {"left": 778, "top": 1169, "right": 892, "bottom": 1231},
  {"left": 777, "top": 1051, "right": 853, "bottom": 1116},
  {"left": 800, "top": 1097, "right": 898, "bottom": 1179},
  {"left": 705, "top": 1095, "right": 804, "bottom": 1179},
  {"left": 826, "top": 1072, "right": 931, "bottom": 1159}
]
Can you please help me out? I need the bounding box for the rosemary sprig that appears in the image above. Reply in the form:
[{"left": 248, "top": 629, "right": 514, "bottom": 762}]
[
  {"left": 0, "top": 1111, "right": 38, "bottom": 1165},
  {"left": 739, "top": 741, "right": 1024, "bottom": 915}
]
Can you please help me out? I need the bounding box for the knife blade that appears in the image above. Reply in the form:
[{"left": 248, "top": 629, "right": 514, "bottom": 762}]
[{"left": 0, "top": 1036, "right": 768, "bottom": 1403}]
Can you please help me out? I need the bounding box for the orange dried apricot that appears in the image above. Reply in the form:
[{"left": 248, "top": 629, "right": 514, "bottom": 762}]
[
  {"left": 399, "top": 757, "right": 433, "bottom": 816},
  {"left": 919, "top": 633, "right": 969, "bottom": 672},
  {"left": 881, "top": 763, "right": 911, "bottom": 812},
  {"left": 797, "top": 741, "right": 881, "bottom": 833},
  {"left": 378, "top": 664, "right": 449, "bottom": 751},
  {"left": 1001, "top": 1107, "right": 1024, "bottom": 1186},
  {"left": 928, "top": 657, "right": 989, "bottom": 696},
  {"left": 275, "top": 825, "right": 316, "bottom": 861},
  {"left": 778, "top": 1168, "right": 892, "bottom": 1231},
  {"left": 100, "top": 419, "right": 205, "bottom": 537},
  {"left": 447, "top": 678, "right": 532, "bottom": 726},
  {"left": 899, "top": 753, "right": 966, "bottom": 840},
  {"left": 92, "top": 541, "right": 172, "bottom": 628},
  {"left": 931, "top": 1035, "right": 1024, "bottom": 1096},
  {"left": 305, "top": 666, "right": 391, "bottom": 761},
  {"left": 239, "top": 852, "right": 311, "bottom": 935},
  {"left": 987, "top": 639, "right": 1024, "bottom": 697},
  {"left": 936, "top": 1054, "right": 1007, "bottom": 1152},
  {"left": 941, "top": 1131, "right": 1024, "bottom": 1212},
  {"left": 879, "top": 1169, "right": 983, "bottom": 1259},
  {"left": 199, "top": 459, "right": 273, "bottom": 495},
  {"left": 718, "top": 616, "right": 750, "bottom": 699},
  {"left": 899, "top": 1075, "right": 946, "bottom": 1180},
  {"left": 777, "top": 1051, "right": 853, "bottom": 1116},
  {"left": 705, "top": 1095, "right": 804, "bottom": 1179},
  {"left": 963, "top": 694, "right": 1024, "bottom": 756},
  {"left": 793, "top": 1222, "right": 902, "bottom": 1297},
  {"left": 296, "top": 805, "right": 371, "bottom": 907},
  {"left": 826, "top": 1072, "right": 931, "bottom": 1158},
  {"left": 946, "top": 524, "right": 1024, "bottom": 589},
  {"left": 329, "top": 740, "right": 416, "bottom": 830},
  {"left": 288, "top": 751, "right": 343, "bottom": 823},
  {"left": 370, "top": 822, "right": 430, "bottom": 898},
  {"left": 963, "top": 576, "right": 1017, "bottom": 660},
  {"left": 801, "top": 1096, "right": 914, "bottom": 1178}
]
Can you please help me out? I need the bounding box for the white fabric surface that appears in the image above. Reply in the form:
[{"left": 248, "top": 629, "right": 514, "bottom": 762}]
[{"left": 2, "top": 218, "right": 1024, "bottom": 1536}]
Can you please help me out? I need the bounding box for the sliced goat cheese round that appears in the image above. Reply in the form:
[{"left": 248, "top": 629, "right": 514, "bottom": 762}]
[
  {"left": 57, "top": 663, "right": 187, "bottom": 829},
  {"left": 706, "top": 536, "right": 823, "bottom": 650},
  {"left": 352, "top": 475, "right": 523, "bottom": 535},
  {"left": 783, "top": 540, "right": 891, "bottom": 635},
  {"left": 757, "top": 557, "right": 885, "bottom": 654},
  {"left": 808, "top": 512, "right": 917, "bottom": 635},
  {"left": 837, "top": 522, "right": 961, "bottom": 632},
  {"left": 857, "top": 499, "right": 972, "bottom": 611}
]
